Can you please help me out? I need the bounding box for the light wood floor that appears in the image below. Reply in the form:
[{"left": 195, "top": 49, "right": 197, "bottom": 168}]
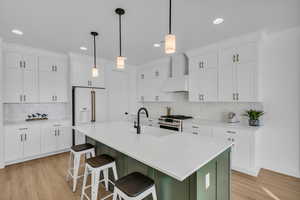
[{"left": 0, "top": 153, "right": 299, "bottom": 200}]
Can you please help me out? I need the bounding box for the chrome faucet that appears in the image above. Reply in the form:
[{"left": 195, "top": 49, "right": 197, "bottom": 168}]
[{"left": 134, "top": 107, "right": 149, "bottom": 134}]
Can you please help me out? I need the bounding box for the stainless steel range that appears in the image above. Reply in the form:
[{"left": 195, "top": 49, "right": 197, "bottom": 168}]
[{"left": 158, "top": 115, "right": 193, "bottom": 132}]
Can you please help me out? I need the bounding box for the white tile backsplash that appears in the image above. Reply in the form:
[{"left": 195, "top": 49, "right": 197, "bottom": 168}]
[
  {"left": 3, "top": 103, "right": 71, "bottom": 123},
  {"left": 142, "top": 93, "right": 263, "bottom": 124}
]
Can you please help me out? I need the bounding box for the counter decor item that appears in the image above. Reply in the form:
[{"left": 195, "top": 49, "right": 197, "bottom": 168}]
[
  {"left": 26, "top": 113, "right": 48, "bottom": 121},
  {"left": 227, "top": 112, "right": 240, "bottom": 123},
  {"left": 243, "top": 109, "right": 264, "bottom": 126}
]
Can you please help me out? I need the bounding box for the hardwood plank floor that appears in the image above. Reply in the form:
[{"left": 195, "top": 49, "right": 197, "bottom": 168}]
[{"left": 0, "top": 153, "right": 299, "bottom": 200}]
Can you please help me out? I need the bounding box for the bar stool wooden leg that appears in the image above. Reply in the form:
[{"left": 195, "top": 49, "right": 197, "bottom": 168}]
[
  {"left": 103, "top": 169, "right": 109, "bottom": 191},
  {"left": 72, "top": 154, "right": 81, "bottom": 192},
  {"left": 152, "top": 187, "right": 158, "bottom": 200},
  {"left": 81, "top": 165, "right": 89, "bottom": 200},
  {"left": 91, "top": 170, "right": 101, "bottom": 200},
  {"left": 112, "top": 162, "right": 118, "bottom": 180}
]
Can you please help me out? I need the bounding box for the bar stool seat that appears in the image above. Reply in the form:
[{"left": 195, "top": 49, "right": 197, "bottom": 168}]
[
  {"left": 87, "top": 154, "right": 115, "bottom": 168},
  {"left": 113, "top": 172, "right": 157, "bottom": 200},
  {"left": 71, "top": 143, "right": 94, "bottom": 152},
  {"left": 115, "top": 172, "right": 155, "bottom": 197}
]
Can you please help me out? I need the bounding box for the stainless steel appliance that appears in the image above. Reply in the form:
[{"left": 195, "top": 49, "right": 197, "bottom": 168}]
[
  {"left": 227, "top": 112, "right": 240, "bottom": 123},
  {"left": 72, "top": 86, "right": 107, "bottom": 145},
  {"left": 158, "top": 115, "right": 193, "bottom": 132}
]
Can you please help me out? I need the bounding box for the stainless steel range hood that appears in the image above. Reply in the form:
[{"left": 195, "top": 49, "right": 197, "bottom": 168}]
[{"left": 163, "top": 53, "right": 189, "bottom": 92}]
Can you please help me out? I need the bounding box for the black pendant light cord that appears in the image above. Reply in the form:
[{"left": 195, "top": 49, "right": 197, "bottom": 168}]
[
  {"left": 119, "top": 14, "right": 122, "bottom": 56},
  {"left": 93, "top": 34, "right": 96, "bottom": 67},
  {"left": 115, "top": 8, "right": 125, "bottom": 57},
  {"left": 169, "top": 0, "right": 172, "bottom": 34}
]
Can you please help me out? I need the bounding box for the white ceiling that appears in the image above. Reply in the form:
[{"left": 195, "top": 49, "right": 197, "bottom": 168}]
[{"left": 0, "top": 0, "right": 299, "bottom": 65}]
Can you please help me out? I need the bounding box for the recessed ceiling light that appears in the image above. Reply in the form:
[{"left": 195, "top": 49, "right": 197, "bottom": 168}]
[
  {"left": 80, "top": 46, "right": 87, "bottom": 51},
  {"left": 153, "top": 43, "right": 161, "bottom": 47},
  {"left": 11, "top": 29, "right": 23, "bottom": 35},
  {"left": 213, "top": 18, "right": 224, "bottom": 25}
]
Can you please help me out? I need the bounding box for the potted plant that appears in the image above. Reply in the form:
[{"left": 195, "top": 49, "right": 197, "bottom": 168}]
[{"left": 243, "top": 109, "right": 264, "bottom": 126}]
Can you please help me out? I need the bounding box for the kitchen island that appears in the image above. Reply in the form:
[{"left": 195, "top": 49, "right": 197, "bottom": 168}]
[{"left": 73, "top": 121, "right": 232, "bottom": 200}]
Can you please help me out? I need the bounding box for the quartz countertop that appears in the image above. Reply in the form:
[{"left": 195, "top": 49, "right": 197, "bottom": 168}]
[
  {"left": 73, "top": 121, "right": 232, "bottom": 181},
  {"left": 4, "top": 119, "right": 71, "bottom": 126},
  {"left": 189, "top": 119, "right": 261, "bottom": 131}
]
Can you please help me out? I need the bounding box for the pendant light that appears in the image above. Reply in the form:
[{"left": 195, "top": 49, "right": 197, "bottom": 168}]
[
  {"left": 165, "top": 0, "right": 176, "bottom": 54},
  {"left": 115, "top": 8, "right": 126, "bottom": 69},
  {"left": 91, "top": 31, "right": 99, "bottom": 77}
]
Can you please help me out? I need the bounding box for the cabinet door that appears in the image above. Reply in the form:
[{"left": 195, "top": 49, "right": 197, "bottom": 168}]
[
  {"left": 23, "top": 126, "right": 41, "bottom": 158},
  {"left": 4, "top": 67, "right": 23, "bottom": 103},
  {"left": 236, "top": 43, "right": 257, "bottom": 64},
  {"left": 23, "top": 68, "right": 38, "bottom": 103},
  {"left": 41, "top": 127, "right": 57, "bottom": 153},
  {"left": 39, "top": 56, "right": 54, "bottom": 72},
  {"left": 188, "top": 59, "right": 202, "bottom": 102},
  {"left": 218, "top": 63, "right": 235, "bottom": 102},
  {"left": 72, "top": 61, "right": 90, "bottom": 86},
  {"left": 231, "top": 131, "right": 251, "bottom": 169},
  {"left": 4, "top": 127, "right": 23, "bottom": 162},
  {"left": 4, "top": 52, "right": 23, "bottom": 69},
  {"left": 137, "top": 69, "right": 146, "bottom": 102},
  {"left": 39, "top": 71, "right": 56, "bottom": 102},
  {"left": 53, "top": 64, "right": 68, "bottom": 102},
  {"left": 235, "top": 62, "right": 255, "bottom": 102},
  {"left": 202, "top": 68, "right": 218, "bottom": 102},
  {"left": 22, "top": 54, "right": 37, "bottom": 71},
  {"left": 57, "top": 127, "right": 72, "bottom": 150}
]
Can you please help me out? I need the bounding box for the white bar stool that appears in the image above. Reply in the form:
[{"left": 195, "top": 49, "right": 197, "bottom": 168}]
[
  {"left": 112, "top": 172, "right": 157, "bottom": 200},
  {"left": 81, "top": 154, "right": 118, "bottom": 200},
  {"left": 66, "top": 143, "right": 95, "bottom": 192}
]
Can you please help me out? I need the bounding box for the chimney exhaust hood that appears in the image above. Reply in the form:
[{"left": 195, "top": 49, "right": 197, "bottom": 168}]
[{"left": 163, "top": 53, "right": 189, "bottom": 92}]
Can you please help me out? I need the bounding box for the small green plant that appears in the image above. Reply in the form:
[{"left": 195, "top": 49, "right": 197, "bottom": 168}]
[{"left": 243, "top": 109, "right": 264, "bottom": 120}]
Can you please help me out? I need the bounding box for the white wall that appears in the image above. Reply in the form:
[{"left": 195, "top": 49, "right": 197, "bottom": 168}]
[
  {"left": 0, "top": 37, "right": 3, "bottom": 168},
  {"left": 258, "top": 27, "right": 300, "bottom": 178}
]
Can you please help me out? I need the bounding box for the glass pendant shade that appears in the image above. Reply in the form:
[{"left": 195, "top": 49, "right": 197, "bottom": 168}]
[
  {"left": 116, "top": 56, "right": 125, "bottom": 69},
  {"left": 165, "top": 34, "right": 176, "bottom": 54},
  {"left": 92, "top": 67, "right": 99, "bottom": 77}
]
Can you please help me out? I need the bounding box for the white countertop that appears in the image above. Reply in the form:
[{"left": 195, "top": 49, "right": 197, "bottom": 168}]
[
  {"left": 189, "top": 119, "right": 261, "bottom": 131},
  {"left": 73, "top": 121, "right": 232, "bottom": 181},
  {"left": 4, "top": 119, "right": 71, "bottom": 126}
]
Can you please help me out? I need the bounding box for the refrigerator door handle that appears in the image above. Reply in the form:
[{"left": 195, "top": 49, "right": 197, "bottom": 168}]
[{"left": 91, "top": 90, "right": 96, "bottom": 122}]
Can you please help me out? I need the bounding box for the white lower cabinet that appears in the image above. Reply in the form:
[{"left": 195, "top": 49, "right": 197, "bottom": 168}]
[
  {"left": 183, "top": 123, "right": 258, "bottom": 176},
  {"left": 4, "top": 121, "right": 71, "bottom": 165},
  {"left": 5, "top": 125, "right": 41, "bottom": 162},
  {"left": 213, "top": 127, "right": 256, "bottom": 175},
  {"left": 41, "top": 122, "right": 72, "bottom": 154}
]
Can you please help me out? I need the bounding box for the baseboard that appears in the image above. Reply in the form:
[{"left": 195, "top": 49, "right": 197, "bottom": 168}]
[
  {"left": 4, "top": 148, "right": 70, "bottom": 167},
  {"left": 262, "top": 167, "right": 300, "bottom": 178},
  {"left": 232, "top": 166, "right": 261, "bottom": 177}
]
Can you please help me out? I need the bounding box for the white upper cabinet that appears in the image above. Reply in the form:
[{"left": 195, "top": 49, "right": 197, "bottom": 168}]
[
  {"left": 4, "top": 52, "right": 38, "bottom": 103},
  {"left": 189, "top": 51, "right": 218, "bottom": 102},
  {"left": 70, "top": 54, "right": 105, "bottom": 88},
  {"left": 38, "top": 56, "right": 68, "bottom": 102},
  {"left": 137, "top": 58, "right": 173, "bottom": 102},
  {"left": 219, "top": 42, "right": 258, "bottom": 102}
]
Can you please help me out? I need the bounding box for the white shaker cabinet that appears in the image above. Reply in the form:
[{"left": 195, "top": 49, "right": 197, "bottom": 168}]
[
  {"left": 39, "top": 56, "right": 68, "bottom": 102},
  {"left": 41, "top": 122, "right": 72, "bottom": 154},
  {"left": 219, "top": 42, "right": 258, "bottom": 102},
  {"left": 213, "top": 127, "right": 255, "bottom": 175},
  {"left": 5, "top": 125, "right": 41, "bottom": 162},
  {"left": 189, "top": 51, "right": 218, "bottom": 102},
  {"left": 137, "top": 58, "right": 173, "bottom": 102},
  {"left": 4, "top": 52, "right": 38, "bottom": 103}
]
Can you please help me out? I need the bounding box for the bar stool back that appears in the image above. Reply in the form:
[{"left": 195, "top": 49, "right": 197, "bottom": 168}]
[
  {"left": 66, "top": 143, "right": 95, "bottom": 192},
  {"left": 112, "top": 172, "right": 157, "bottom": 200}
]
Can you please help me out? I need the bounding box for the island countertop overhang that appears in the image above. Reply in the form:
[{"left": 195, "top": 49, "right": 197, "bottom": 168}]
[{"left": 73, "top": 121, "right": 232, "bottom": 181}]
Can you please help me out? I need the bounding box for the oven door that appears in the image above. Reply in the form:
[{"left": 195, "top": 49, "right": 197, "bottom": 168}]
[{"left": 159, "top": 125, "right": 179, "bottom": 131}]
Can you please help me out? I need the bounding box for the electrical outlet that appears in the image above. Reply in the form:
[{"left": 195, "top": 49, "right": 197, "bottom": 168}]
[{"left": 205, "top": 173, "right": 210, "bottom": 190}]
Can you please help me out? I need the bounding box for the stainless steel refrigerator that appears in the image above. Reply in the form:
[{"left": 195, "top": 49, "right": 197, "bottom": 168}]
[{"left": 72, "top": 86, "right": 107, "bottom": 145}]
